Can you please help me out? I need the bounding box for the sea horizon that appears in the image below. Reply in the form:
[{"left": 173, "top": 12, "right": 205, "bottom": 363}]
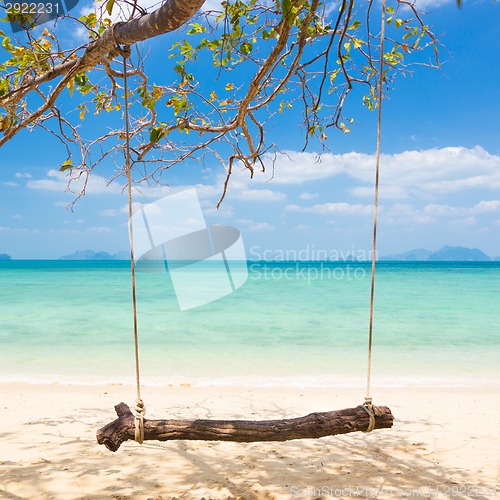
[{"left": 1, "top": 260, "right": 499, "bottom": 388}]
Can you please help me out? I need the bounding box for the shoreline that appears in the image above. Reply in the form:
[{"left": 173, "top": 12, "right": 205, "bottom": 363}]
[
  {"left": 1, "top": 371, "right": 499, "bottom": 389},
  {"left": 1, "top": 383, "right": 498, "bottom": 499}
]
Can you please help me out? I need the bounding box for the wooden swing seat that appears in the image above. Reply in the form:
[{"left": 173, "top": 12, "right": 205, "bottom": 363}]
[
  {"left": 96, "top": 402, "right": 394, "bottom": 452},
  {"left": 97, "top": 3, "right": 394, "bottom": 453}
]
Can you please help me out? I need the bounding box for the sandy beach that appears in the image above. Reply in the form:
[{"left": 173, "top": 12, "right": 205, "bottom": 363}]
[{"left": 0, "top": 383, "right": 498, "bottom": 499}]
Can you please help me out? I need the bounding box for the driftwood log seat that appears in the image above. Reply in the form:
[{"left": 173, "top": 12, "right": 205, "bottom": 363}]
[{"left": 96, "top": 402, "right": 394, "bottom": 452}]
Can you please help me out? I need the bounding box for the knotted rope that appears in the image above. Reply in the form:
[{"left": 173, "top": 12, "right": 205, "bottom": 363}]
[
  {"left": 363, "top": 0, "right": 386, "bottom": 432},
  {"left": 120, "top": 43, "right": 145, "bottom": 444}
]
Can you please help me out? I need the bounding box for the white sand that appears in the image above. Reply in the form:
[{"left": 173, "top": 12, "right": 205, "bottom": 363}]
[{"left": 0, "top": 383, "right": 499, "bottom": 499}]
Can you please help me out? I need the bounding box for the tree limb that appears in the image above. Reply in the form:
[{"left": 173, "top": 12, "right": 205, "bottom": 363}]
[
  {"left": 96, "top": 402, "right": 394, "bottom": 452},
  {"left": 0, "top": 0, "right": 206, "bottom": 109}
]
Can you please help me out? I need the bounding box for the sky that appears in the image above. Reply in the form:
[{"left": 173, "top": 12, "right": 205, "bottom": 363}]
[{"left": 1, "top": 0, "right": 499, "bottom": 260}]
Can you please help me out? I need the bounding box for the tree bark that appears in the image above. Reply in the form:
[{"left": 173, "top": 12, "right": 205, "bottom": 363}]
[
  {"left": 1, "top": 0, "right": 207, "bottom": 100},
  {"left": 96, "top": 402, "right": 394, "bottom": 452},
  {"left": 75, "top": 0, "right": 207, "bottom": 71}
]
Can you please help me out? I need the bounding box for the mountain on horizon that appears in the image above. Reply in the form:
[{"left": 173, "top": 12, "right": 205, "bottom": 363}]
[
  {"left": 0, "top": 253, "right": 12, "bottom": 260},
  {"left": 58, "top": 245, "right": 498, "bottom": 262},
  {"left": 379, "top": 248, "right": 433, "bottom": 261},
  {"left": 58, "top": 250, "right": 127, "bottom": 261},
  {"left": 381, "top": 245, "right": 492, "bottom": 261}
]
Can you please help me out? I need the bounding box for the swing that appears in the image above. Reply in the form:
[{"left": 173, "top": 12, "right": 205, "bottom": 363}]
[{"left": 96, "top": 2, "right": 394, "bottom": 452}]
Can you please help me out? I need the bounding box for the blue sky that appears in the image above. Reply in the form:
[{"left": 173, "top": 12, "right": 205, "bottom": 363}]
[{"left": 1, "top": 0, "right": 499, "bottom": 259}]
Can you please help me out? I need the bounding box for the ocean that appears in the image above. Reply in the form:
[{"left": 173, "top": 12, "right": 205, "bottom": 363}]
[{"left": 1, "top": 260, "right": 499, "bottom": 388}]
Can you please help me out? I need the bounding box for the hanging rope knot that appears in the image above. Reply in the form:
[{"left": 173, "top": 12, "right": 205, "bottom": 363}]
[
  {"left": 361, "top": 397, "right": 380, "bottom": 433},
  {"left": 134, "top": 399, "right": 146, "bottom": 444},
  {"left": 108, "top": 23, "right": 131, "bottom": 60},
  {"left": 118, "top": 44, "right": 131, "bottom": 59}
]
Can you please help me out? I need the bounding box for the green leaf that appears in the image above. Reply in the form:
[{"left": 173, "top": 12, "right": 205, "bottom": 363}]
[
  {"left": 149, "top": 127, "right": 162, "bottom": 144},
  {"left": 79, "top": 83, "right": 94, "bottom": 95},
  {"left": 60, "top": 159, "right": 73, "bottom": 172},
  {"left": 0, "top": 79, "right": 9, "bottom": 97},
  {"left": 282, "top": 0, "right": 297, "bottom": 26},
  {"left": 187, "top": 23, "right": 206, "bottom": 35},
  {"left": 240, "top": 42, "right": 253, "bottom": 55},
  {"left": 74, "top": 73, "right": 88, "bottom": 86},
  {"left": 105, "top": 0, "right": 115, "bottom": 16},
  {"left": 353, "top": 39, "right": 363, "bottom": 49},
  {"left": 67, "top": 78, "right": 75, "bottom": 97}
]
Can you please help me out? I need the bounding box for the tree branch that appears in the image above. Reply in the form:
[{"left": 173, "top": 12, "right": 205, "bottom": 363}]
[{"left": 97, "top": 402, "right": 394, "bottom": 452}]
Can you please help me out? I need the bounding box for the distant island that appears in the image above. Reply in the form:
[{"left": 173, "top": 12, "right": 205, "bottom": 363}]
[
  {"left": 0, "top": 253, "right": 12, "bottom": 260},
  {"left": 57, "top": 245, "right": 500, "bottom": 262},
  {"left": 380, "top": 245, "right": 493, "bottom": 261},
  {"left": 59, "top": 250, "right": 130, "bottom": 261}
]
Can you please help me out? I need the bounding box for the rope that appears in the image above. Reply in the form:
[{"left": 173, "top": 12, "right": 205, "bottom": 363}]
[
  {"left": 364, "top": 0, "right": 386, "bottom": 431},
  {"left": 361, "top": 400, "right": 376, "bottom": 433},
  {"left": 122, "top": 48, "right": 145, "bottom": 444}
]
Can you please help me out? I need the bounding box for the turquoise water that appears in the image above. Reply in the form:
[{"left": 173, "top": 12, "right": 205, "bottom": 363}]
[{"left": 1, "top": 260, "right": 499, "bottom": 387}]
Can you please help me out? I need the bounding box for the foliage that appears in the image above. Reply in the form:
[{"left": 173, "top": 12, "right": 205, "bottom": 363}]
[{"left": 0, "top": 0, "right": 442, "bottom": 203}]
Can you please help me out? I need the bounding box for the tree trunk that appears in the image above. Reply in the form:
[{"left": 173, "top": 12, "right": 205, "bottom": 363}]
[
  {"left": 96, "top": 402, "right": 394, "bottom": 452},
  {"left": 3, "top": 0, "right": 207, "bottom": 93},
  {"left": 114, "top": 0, "right": 207, "bottom": 46},
  {"left": 75, "top": 0, "right": 207, "bottom": 73}
]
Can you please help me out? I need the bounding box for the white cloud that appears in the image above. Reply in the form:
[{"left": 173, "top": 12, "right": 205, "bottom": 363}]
[
  {"left": 26, "top": 171, "right": 223, "bottom": 202},
  {"left": 86, "top": 226, "right": 114, "bottom": 233},
  {"left": 102, "top": 208, "right": 120, "bottom": 217},
  {"left": 102, "top": 202, "right": 143, "bottom": 217},
  {"left": 27, "top": 169, "right": 125, "bottom": 195},
  {"left": 25, "top": 149, "right": 500, "bottom": 237},
  {"left": 15, "top": 173, "right": 32, "bottom": 178},
  {"left": 0, "top": 226, "right": 41, "bottom": 233},
  {"left": 412, "top": 0, "right": 454, "bottom": 8},
  {"left": 203, "top": 206, "right": 233, "bottom": 217},
  {"left": 248, "top": 222, "right": 275, "bottom": 231},
  {"left": 3, "top": 182, "right": 18, "bottom": 187},
  {"left": 237, "top": 219, "right": 275, "bottom": 231},
  {"left": 382, "top": 199, "right": 500, "bottom": 227},
  {"left": 460, "top": 217, "right": 477, "bottom": 226},
  {"left": 233, "top": 188, "right": 286, "bottom": 202},
  {"left": 423, "top": 200, "right": 500, "bottom": 217},
  {"left": 254, "top": 146, "right": 500, "bottom": 201},
  {"left": 257, "top": 151, "right": 346, "bottom": 184},
  {"left": 285, "top": 202, "right": 372, "bottom": 215},
  {"left": 423, "top": 204, "right": 460, "bottom": 216},
  {"left": 200, "top": 0, "right": 224, "bottom": 11},
  {"left": 133, "top": 183, "right": 220, "bottom": 200},
  {"left": 27, "top": 171, "right": 65, "bottom": 190},
  {"left": 382, "top": 203, "right": 435, "bottom": 225},
  {"left": 474, "top": 200, "right": 500, "bottom": 212},
  {"left": 298, "top": 192, "right": 319, "bottom": 200}
]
